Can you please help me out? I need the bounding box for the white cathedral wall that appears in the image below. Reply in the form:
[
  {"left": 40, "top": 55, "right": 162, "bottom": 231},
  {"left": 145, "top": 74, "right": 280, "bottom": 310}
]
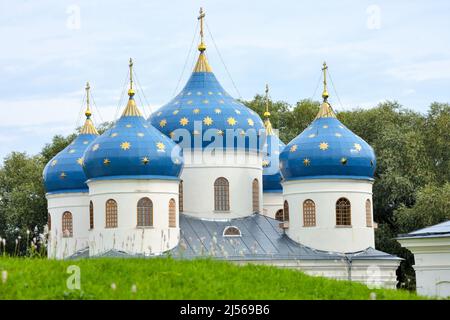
[
  {"left": 262, "top": 191, "right": 283, "bottom": 219},
  {"left": 46, "top": 192, "right": 90, "bottom": 259},
  {"left": 180, "top": 149, "right": 263, "bottom": 219},
  {"left": 87, "top": 179, "right": 180, "bottom": 256},
  {"left": 234, "top": 259, "right": 400, "bottom": 289},
  {"left": 282, "top": 179, "right": 375, "bottom": 253}
]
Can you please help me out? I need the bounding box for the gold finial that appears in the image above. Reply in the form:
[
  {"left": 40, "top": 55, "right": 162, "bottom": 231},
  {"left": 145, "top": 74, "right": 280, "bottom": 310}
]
[
  {"left": 128, "top": 58, "right": 135, "bottom": 97},
  {"left": 263, "top": 84, "right": 270, "bottom": 118},
  {"left": 198, "top": 7, "right": 206, "bottom": 52},
  {"left": 322, "top": 61, "right": 329, "bottom": 101},
  {"left": 315, "top": 62, "right": 336, "bottom": 119},
  {"left": 85, "top": 81, "right": 92, "bottom": 118}
]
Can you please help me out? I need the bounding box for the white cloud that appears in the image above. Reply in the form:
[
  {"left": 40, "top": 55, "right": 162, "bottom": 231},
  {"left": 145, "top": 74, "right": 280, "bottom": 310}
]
[{"left": 386, "top": 60, "right": 450, "bottom": 81}]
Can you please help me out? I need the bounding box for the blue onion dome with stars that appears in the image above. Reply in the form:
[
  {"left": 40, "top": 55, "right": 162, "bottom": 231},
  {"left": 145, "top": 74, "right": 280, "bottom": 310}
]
[
  {"left": 43, "top": 82, "right": 99, "bottom": 194},
  {"left": 261, "top": 85, "right": 286, "bottom": 192},
  {"left": 148, "top": 9, "right": 265, "bottom": 152},
  {"left": 280, "top": 63, "right": 376, "bottom": 181},
  {"left": 82, "top": 59, "right": 183, "bottom": 181}
]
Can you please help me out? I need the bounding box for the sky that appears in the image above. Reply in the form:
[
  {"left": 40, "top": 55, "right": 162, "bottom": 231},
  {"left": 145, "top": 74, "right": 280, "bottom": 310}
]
[{"left": 0, "top": 0, "right": 450, "bottom": 160}]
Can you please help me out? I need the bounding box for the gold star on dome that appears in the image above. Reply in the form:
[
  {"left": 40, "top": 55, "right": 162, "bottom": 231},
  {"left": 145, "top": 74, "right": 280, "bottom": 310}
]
[
  {"left": 51, "top": 160, "right": 57, "bottom": 167},
  {"left": 217, "top": 92, "right": 222, "bottom": 95},
  {"left": 354, "top": 143, "right": 362, "bottom": 152},
  {"left": 120, "top": 141, "right": 131, "bottom": 150},
  {"left": 235, "top": 109, "right": 241, "bottom": 114},
  {"left": 193, "top": 108, "right": 200, "bottom": 114},
  {"left": 69, "top": 149, "right": 76, "bottom": 154},
  {"left": 103, "top": 158, "right": 111, "bottom": 165},
  {"left": 92, "top": 144, "right": 100, "bottom": 151},
  {"left": 111, "top": 132, "right": 118, "bottom": 137},
  {"left": 247, "top": 119, "right": 254, "bottom": 126},
  {"left": 156, "top": 142, "right": 165, "bottom": 151},
  {"left": 169, "top": 131, "right": 175, "bottom": 138},
  {"left": 174, "top": 158, "right": 181, "bottom": 164},
  {"left": 159, "top": 119, "right": 167, "bottom": 127},
  {"left": 341, "top": 157, "right": 348, "bottom": 165},
  {"left": 203, "top": 116, "right": 213, "bottom": 126},
  {"left": 174, "top": 101, "right": 180, "bottom": 105},
  {"left": 319, "top": 142, "right": 329, "bottom": 150},
  {"left": 335, "top": 133, "right": 342, "bottom": 138},
  {"left": 187, "top": 91, "right": 192, "bottom": 96},
  {"left": 157, "top": 111, "right": 162, "bottom": 116},
  {"left": 240, "top": 130, "right": 246, "bottom": 136},
  {"left": 214, "top": 108, "right": 221, "bottom": 114},
  {"left": 262, "top": 160, "right": 270, "bottom": 167},
  {"left": 77, "top": 157, "right": 84, "bottom": 166},
  {"left": 143, "top": 124, "right": 149, "bottom": 128},
  {"left": 193, "top": 130, "right": 200, "bottom": 135},
  {"left": 227, "top": 117, "right": 237, "bottom": 126},
  {"left": 142, "top": 157, "right": 150, "bottom": 165},
  {"left": 83, "top": 141, "right": 89, "bottom": 145},
  {"left": 125, "top": 124, "right": 132, "bottom": 128},
  {"left": 303, "top": 158, "right": 311, "bottom": 166},
  {"left": 208, "top": 91, "right": 213, "bottom": 95},
  {"left": 202, "top": 99, "right": 209, "bottom": 104},
  {"left": 217, "top": 130, "right": 224, "bottom": 136},
  {"left": 308, "top": 134, "right": 316, "bottom": 138},
  {"left": 219, "top": 100, "right": 225, "bottom": 104},
  {"left": 323, "top": 125, "right": 329, "bottom": 129},
  {"left": 290, "top": 145, "right": 298, "bottom": 152},
  {"left": 60, "top": 172, "right": 66, "bottom": 179},
  {"left": 173, "top": 110, "right": 179, "bottom": 115},
  {"left": 187, "top": 100, "right": 193, "bottom": 105},
  {"left": 137, "top": 132, "right": 144, "bottom": 137},
  {"left": 197, "top": 91, "right": 202, "bottom": 95},
  {"left": 180, "top": 117, "right": 189, "bottom": 126},
  {"left": 339, "top": 125, "right": 344, "bottom": 129}
]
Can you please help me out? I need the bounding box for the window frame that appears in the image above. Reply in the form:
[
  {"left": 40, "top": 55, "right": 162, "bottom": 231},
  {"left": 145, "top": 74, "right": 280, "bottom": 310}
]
[
  {"left": 336, "top": 197, "right": 351, "bottom": 226},
  {"left": 62, "top": 211, "right": 73, "bottom": 238},
  {"left": 137, "top": 197, "right": 153, "bottom": 228},
  {"left": 169, "top": 198, "right": 176, "bottom": 228},
  {"left": 105, "top": 199, "right": 118, "bottom": 229},
  {"left": 214, "top": 177, "right": 230, "bottom": 212},
  {"left": 303, "top": 199, "right": 316, "bottom": 227}
]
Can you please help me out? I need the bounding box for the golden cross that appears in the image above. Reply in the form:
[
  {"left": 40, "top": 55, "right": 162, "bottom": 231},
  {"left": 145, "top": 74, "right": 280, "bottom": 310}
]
[
  {"left": 128, "top": 58, "right": 135, "bottom": 96},
  {"left": 264, "top": 84, "right": 270, "bottom": 118},
  {"left": 322, "top": 62, "right": 329, "bottom": 100},
  {"left": 85, "top": 81, "right": 91, "bottom": 117},
  {"left": 197, "top": 7, "right": 206, "bottom": 51}
]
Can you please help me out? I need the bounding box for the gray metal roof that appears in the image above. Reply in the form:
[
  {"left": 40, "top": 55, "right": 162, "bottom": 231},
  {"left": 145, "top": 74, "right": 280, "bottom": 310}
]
[
  {"left": 397, "top": 220, "right": 450, "bottom": 239},
  {"left": 70, "top": 214, "right": 400, "bottom": 261}
]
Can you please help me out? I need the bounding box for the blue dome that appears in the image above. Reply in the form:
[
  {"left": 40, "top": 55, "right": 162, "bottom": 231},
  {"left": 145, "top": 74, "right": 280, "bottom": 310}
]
[
  {"left": 43, "top": 118, "right": 99, "bottom": 194},
  {"left": 83, "top": 96, "right": 183, "bottom": 181},
  {"left": 280, "top": 103, "right": 376, "bottom": 181},
  {"left": 262, "top": 127, "right": 286, "bottom": 192},
  {"left": 148, "top": 52, "right": 265, "bottom": 151}
]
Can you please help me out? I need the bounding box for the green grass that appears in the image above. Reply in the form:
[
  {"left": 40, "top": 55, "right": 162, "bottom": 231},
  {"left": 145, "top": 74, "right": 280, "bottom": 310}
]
[{"left": 0, "top": 257, "right": 422, "bottom": 300}]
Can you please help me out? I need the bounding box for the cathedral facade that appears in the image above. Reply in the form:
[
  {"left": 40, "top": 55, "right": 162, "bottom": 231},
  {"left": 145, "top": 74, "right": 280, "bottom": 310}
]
[{"left": 43, "top": 9, "right": 401, "bottom": 288}]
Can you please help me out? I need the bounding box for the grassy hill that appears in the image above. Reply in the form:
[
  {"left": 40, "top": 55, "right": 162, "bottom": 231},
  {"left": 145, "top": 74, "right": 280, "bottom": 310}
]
[{"left": 0, "top": 257, "right": 421, "bottom": 300}]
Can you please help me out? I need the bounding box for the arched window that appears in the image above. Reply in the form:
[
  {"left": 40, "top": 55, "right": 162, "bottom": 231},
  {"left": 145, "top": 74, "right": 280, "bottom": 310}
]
[
  {"left": 48, "top": 213, "right": 51, "bottom": 231},
  {"left": 89, "top": 201, "right": 94, "bottom": 230},
  {"left": 275, "top": 209, "right": 284, "bottom": 221},
  {"left": 366, "top": 199, "right": 372, "bottom": 227},
  {"left": 336, "top": 198, "right": 351, "bottom": 226},
  {"left": 105, "top": 199, "right": 118, "bottom": 228},
  {"left": 62, "top": 211, "right": 73, "bottom": 238},
  {"left": 214, "top": 177, "right": 230, "bottom": 211},
  {"left": 303, "top": 199, "right": 316, "bottom": 227},
  {"left": 283, "top": 200, "right": 290, "bottom": 222},
  {"left": 223, "top": 226, "right": 241, "bottom": 237},
  {"left": 252, "top": 179, "right": 260, "bottom": 213},
  {"left": 179, "top": 180, "right": 184, "bottom": 213},
  {"left": 169, "top": 198, "right": 176, "bottom": 227},
  {"left": 137, "top": 197, "right": 153, "bottom": 227}
]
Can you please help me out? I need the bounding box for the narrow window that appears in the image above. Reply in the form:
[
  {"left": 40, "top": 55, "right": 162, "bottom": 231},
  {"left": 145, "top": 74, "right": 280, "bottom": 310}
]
[
  {"left": 366, "top": 199, "right": 372, "bottom": 227},
  {"left": 275, "top": 209, "right": 284, "bottom": 221},
  {"left": 283, "top": 200, "right": 290, "bottom": 222},
  {"left": 179, "top": 180, "right": 184, "bottom": 213},
  {"left": 89, "top": 201, "right": 94, "bottom": 230},
  {"left": 105, "top": 199, "right": 118, "bottom": 228},
  {"left": 48, "top": 213, "right": 51, "bottom": 231},
  {"left": 169, "top": 198, "right": 176, "bottom": 227},
  {"left": 214, "top": 177, "right": 230, "bottom": 211},
  {"left": 137, "top": 197, "right": 153, "bottom": 227},
  {"left": 303, "top": 199, "right": 316, "bottom": 227},
  {"left": 62, "top": 211, "right": 73, "bottom": 238},
  {"left": 336, "top": 197, "right": 351, "bottom": 226},
  {"left": 252, "top": 178, "right": 260, "bottom": 213}
]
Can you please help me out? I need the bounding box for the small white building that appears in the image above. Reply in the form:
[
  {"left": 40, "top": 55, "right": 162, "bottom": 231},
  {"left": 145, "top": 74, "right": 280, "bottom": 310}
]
[{"left": 397, "top": 221, "right": 450, "bottom": 298}]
